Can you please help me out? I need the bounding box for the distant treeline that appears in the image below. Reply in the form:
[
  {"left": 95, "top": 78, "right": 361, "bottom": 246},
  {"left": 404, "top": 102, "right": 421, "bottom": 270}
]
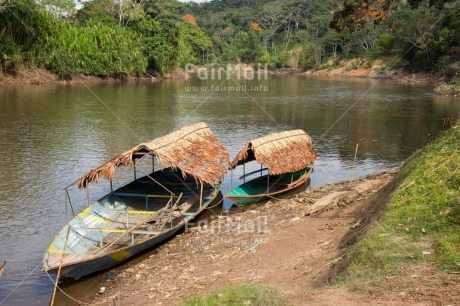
[
  {"left": 0, "top": 0, "right": 458, "bottom": 78},
  {"left": 186, "top": 0, "right": 459, "bottom": 74}
]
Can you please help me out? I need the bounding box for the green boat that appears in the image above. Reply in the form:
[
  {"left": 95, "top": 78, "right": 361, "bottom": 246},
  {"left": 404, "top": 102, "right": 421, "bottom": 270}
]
[{"left": 226, "top": 130, "right": 317, "bottom": 207}]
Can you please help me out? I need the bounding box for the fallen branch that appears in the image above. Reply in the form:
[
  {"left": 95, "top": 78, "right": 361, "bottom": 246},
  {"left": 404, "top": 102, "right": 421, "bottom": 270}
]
[{"left": 0, "top": 261, "right": 5, "bottom": 279}]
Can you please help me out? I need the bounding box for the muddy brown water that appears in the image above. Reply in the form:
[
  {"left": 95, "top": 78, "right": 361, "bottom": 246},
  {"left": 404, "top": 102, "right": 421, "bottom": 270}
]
[{"left": 0, "top": 75, "right": 459, "bottom": 305}]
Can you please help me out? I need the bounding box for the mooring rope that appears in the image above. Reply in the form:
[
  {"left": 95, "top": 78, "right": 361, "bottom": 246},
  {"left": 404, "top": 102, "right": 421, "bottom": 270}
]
[
  {"left": 204, "top": 197, "right": 224, "bottom": 210},
  {"left": 266, "top": 194, "right": 284, "bottom": 201},
  {"left": 45, "top": 271, "right": 117, "bottom": 305}
]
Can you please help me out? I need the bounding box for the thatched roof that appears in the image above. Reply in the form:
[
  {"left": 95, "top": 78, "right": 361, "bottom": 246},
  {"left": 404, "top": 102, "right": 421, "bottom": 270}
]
[
  {"left": 77, "top": 122, "right": 229, "bottom": 188},
  {"left": 230, "top": 130, "right": 317, "bottom": 175}
]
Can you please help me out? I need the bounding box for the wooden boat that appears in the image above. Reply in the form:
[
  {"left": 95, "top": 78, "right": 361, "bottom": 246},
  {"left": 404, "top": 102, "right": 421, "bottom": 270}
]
[
  {"left": 42, "top": 123, "right": 229, "bottom": 279},
  {"left": 226, "top": 130, "right": 317, "bottom": 207}
]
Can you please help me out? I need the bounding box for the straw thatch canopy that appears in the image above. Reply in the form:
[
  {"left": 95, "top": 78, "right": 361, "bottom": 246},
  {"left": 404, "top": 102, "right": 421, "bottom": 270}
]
[
  {"left": 230, "top": 129, "right": 317, "bottom": 175},
  {"left": 77, "top": 122, "right": 229, "bottom": 188}
]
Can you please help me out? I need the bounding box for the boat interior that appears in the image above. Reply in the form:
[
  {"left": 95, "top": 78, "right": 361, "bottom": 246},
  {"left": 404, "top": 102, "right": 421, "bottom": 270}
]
[
  {"left": 45, "top": 168, "right": 216, "bottom": 269},
  {"left": 228, "top": 168, "right": 309, "bottom": 197}
]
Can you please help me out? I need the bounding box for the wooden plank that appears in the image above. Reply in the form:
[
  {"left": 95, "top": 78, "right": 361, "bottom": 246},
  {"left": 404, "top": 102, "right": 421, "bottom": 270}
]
[
  {"left": 126, "top": 210, "right": 157, "bottom": 215},
  {"left": 115, "top": 192, "right": 184, "bottom": 199}
]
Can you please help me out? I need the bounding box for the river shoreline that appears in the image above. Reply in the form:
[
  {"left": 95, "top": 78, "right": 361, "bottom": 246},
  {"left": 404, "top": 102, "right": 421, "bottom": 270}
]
[
  {"left": 0, "top": 64, "right": 450, "bottom": 89},
  {"left": 82, "top": 147, "right": 459, "bottom": 306},
  {"left": 79, "top": 169, "right": 398, "bottom": 305}
]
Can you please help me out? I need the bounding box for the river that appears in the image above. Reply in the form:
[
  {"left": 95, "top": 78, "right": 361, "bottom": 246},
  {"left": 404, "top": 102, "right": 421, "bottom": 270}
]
[{"left": 0, "top": 75, "right": 458, "bottom": 305}]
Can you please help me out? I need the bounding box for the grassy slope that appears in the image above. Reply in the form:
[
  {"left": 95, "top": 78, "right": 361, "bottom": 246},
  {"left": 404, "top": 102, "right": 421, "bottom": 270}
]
[
  {"left": 183, "top": 284, "right": 291, "bottom": 306},
  {"left": 338, "top": 123, "right": 460, "bottom": 284}
]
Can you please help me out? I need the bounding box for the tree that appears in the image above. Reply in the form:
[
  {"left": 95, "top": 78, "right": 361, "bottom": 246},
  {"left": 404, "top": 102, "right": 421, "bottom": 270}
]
[
  {"left": 38, "top": 0, "right": 76, "bottom": 17},
  {"left": 181, "top": 13, "right": 197, "bottom": 26},
  {"left": 374, "top": 33, "right": 395, "bottom": 56},
  {"left": 114, "top": 0, "right": 145, "bottom": 27},
  {"left": 322, "top": 29, "right": 342, "bottom": 57},
  {"left": 250, "top": 22, "right": 262, "bottom": 32},
  {"left": 330, "top": 0, "right": 450, "bottom": 33},
  {"left": 75, "top": 0, "right": 145, "bottom": 27}
]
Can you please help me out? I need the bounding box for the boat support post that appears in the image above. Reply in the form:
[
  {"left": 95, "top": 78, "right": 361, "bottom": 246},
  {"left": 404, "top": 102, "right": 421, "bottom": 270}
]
[
  {"left": 267, "top": 175, "right": 270, "bottom": 194},
  {"left": 65, "top": 189, "right": 75, "bottom": 216},
  {"left": 199, "top": 182, "right": 203, "bottom": 208},
  {"left": 133, "top": 159, "right": 137, "bottom": 181},
  {"left": 243, "top": 163, "right": 245, "bottom": 183},
  {"left": 230, "top": 170, "right": 233, "bottom": 189}
]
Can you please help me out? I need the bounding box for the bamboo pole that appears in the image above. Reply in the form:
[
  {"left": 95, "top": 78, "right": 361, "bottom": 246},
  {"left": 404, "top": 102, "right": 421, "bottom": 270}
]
[
  {"left": 132, "top": 163, "right": 175, "bottom": 195},
  {"left": 65, "top": 189, "right": 75, "bottom": 216},
  {"left": 230, "top": 170, "right": 233, "bottom": 189},
  {"left": 50, "top": 226, "right": 71, "bottom": 306},
  {"left": 199, "top": 183, "right": 203, "bottom": 208},
  {"left": 133, "top": 159, "right": 137, "bottom": 181},
  {"left": 158, "top": 193, "right": 183, "bottom": 232},
  {"left": 267, "top": 174, "right": 270, "bottom": 194},
  {"left": 350, "top": 144, "right": 359, "bottom": 186}
]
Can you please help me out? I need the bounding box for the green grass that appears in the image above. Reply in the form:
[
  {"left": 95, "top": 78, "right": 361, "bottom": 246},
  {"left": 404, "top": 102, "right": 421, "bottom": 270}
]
[
  {"left": 183, "top": 284, "right": 291, "bottom": 306},
  {"left": 337, "top": 123, "right": 460, "bottom": 283}
]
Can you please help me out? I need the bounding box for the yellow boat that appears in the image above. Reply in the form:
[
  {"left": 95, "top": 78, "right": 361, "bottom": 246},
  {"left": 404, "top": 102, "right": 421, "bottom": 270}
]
[{"left": 43, "top": 122, "right": 229, "bottom": 279}]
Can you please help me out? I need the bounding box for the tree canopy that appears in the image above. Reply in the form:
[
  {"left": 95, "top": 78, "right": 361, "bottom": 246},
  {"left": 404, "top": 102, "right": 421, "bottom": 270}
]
[{"left": 0, "top": 0, "right": 458, "bottom": 76}]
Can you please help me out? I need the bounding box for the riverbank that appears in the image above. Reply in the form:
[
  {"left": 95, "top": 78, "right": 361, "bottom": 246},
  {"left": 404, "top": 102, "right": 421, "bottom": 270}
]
[
  {"left": 271, "top": 57, "right": 458, "bottom": 95},
  {"left": 0, "top": 68, "right": 165, "bottom": 86},
  {"left": 84, "top": 126, "right": 460, "bottom": 306},
  {"left": 2, "top": 63, "right": 458, "bottom": 96},
  {"left": 87, "top": 169, "right": 400, "bottom": 305}
]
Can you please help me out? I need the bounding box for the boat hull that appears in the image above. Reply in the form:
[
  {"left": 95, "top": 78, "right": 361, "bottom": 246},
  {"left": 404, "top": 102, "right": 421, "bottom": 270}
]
[
  {"left": 227, "top": 168, "right": 312, "bottom": 207},
  {"left": 43, "top": 168, "right": 221, "bottom": 279},
  {"left": 46, "top": 222, "right": 184, "bottom": 279}
]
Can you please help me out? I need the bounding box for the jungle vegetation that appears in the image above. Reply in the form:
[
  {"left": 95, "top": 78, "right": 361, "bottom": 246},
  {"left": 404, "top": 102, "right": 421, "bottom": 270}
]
[{"left": 0, "top": 0, "right": 458, "bottom": 77}]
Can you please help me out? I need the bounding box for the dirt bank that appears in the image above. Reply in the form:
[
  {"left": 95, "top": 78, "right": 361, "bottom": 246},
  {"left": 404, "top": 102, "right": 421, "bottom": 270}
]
[
  {"left": 83, "top": 169, "right": 406, "bottom": 305},
  {"left": 82, "top": 167, "right": 460, "bottom": 305},
  {"left": 0, "top": 67, "right": 164, "bottom": 86},
  {"left": 0, "top": 62, "right": 444, "bottom": 87},
  {"left": 304, "top": 58, "right": 440, "bottom": 84}
]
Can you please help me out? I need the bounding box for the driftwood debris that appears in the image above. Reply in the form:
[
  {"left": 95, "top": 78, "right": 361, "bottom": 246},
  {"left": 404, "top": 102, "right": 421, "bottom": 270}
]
[
  {"left": 0, "top": 261, "right": 5, "bottom": 279},
  {"left": 307, "top": 191, "right": 349, "bottom": 215},
  {"left": 306, "top": 179, "right": 383, "bottom": 215}
]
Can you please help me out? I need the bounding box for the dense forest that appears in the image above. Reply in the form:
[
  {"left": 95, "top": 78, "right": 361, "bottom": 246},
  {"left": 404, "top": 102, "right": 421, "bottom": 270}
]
[{"left": 0, "top": 0, "right": 458, "bottom": 78}]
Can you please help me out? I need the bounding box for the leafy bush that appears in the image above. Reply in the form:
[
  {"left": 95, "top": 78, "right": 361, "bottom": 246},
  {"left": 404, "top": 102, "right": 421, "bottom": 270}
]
[
  {"left": 374, "top": 34, "right": 396, "bottom": 56},
  {"left": 40, "top": 20, "right": 147, "bottom": 77}
]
